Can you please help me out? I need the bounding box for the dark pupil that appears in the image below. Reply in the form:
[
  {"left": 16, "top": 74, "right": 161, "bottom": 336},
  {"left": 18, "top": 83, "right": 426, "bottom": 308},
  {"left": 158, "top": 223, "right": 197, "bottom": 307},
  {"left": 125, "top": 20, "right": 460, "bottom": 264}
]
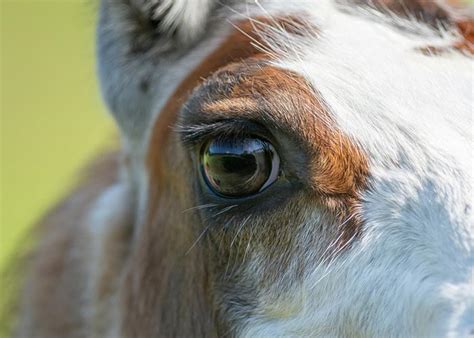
[{"left": 202, "top": 137, "right": 273, "bottom": 197}]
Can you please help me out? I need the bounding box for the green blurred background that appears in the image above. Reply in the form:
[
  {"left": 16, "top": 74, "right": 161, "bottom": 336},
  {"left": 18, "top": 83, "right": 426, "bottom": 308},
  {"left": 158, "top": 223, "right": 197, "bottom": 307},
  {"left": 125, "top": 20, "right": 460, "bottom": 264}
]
[{"left": 1, "top": 0, "right": 115, "bottom": 273}]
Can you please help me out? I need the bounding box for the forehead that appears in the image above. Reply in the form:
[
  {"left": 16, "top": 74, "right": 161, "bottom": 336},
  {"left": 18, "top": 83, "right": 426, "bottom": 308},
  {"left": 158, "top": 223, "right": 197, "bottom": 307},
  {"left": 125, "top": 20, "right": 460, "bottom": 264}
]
[
  {"left": 173, "top": 3, "right": 471, "bottom": 164},
  {"left": 273, "top": 5, "right": 473, "bottom": 169}
]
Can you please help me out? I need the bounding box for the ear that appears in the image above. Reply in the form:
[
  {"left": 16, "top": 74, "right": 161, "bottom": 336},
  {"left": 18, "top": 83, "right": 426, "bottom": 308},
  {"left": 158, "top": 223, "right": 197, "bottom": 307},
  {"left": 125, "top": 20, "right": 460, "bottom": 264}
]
[{"left": 97, "top": 0, "right": 218, "bottom": 150}]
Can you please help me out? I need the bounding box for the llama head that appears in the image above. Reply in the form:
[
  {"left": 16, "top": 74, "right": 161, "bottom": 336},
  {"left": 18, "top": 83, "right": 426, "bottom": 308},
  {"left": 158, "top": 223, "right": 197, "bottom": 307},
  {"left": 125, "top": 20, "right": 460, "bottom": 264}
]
[{"left": 97, "top": 0, "right": 473, "bottom": 336}]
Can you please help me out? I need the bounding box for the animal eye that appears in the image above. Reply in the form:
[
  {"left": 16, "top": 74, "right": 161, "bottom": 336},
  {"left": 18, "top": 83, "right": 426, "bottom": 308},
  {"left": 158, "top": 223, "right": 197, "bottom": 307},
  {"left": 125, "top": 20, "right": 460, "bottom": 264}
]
[{"left": 201, "top": 137, "right": 280, "bottom": 198}]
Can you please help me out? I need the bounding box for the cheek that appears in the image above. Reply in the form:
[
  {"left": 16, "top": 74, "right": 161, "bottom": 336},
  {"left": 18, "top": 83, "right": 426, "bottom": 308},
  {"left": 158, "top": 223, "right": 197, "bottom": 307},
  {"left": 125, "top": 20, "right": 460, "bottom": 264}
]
[
  {"left": 235, "top": 212, "right": 363, "bottom": 337},
  {"left": 220, "top": 202, "right": 342, "bottom": 287}
]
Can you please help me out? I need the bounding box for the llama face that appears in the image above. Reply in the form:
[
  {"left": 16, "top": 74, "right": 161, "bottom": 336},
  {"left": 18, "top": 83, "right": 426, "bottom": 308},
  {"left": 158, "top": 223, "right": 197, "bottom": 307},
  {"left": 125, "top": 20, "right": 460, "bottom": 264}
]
[{"left": 96, "top": 0, "right": 473, "bottom": 336}]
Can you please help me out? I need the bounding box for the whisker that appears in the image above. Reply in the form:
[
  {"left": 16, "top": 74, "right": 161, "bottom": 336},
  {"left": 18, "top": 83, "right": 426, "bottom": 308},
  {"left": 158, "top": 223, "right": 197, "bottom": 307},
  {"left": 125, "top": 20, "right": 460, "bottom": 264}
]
[
  {"left": 182, "top": 203, "right": 218, "bottom": 213},
  {"left": 227, "top": 215, "right": 253, "bottom": 278},
  {"left": 301, "top": 213, "right": 358, "bottom": 290},
  {"left": 212, "top": 204, "right": 238, "bottom": 217},
  {"left": 242, "top": 221, "right": 255, "bottom": 262},
  {"left": 310, "top": 229, "right": 359, "bottom": 289},
  {"left": 185, "top": 223, "right": 213, "bottom": 255},
  {"left": 230, "top": 215, "right": 251, "bottom": 248}
]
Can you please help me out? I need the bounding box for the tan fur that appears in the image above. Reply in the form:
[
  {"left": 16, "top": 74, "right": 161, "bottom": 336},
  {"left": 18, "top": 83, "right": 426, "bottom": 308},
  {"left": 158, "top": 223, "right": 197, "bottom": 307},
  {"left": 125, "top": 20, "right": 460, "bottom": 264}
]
[{"left": 455, "top": 19, "right": 474, "bottom": 51}]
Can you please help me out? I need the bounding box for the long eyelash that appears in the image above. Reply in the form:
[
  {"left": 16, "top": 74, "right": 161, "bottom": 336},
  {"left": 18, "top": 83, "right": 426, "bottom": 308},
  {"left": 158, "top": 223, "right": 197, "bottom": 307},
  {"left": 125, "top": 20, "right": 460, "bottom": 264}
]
[
  {"left": 174, "top": 121, "right": 224, "bottom": 144},
  {"left": 175, "top": 120, "right": 256, "bottom": 146}
]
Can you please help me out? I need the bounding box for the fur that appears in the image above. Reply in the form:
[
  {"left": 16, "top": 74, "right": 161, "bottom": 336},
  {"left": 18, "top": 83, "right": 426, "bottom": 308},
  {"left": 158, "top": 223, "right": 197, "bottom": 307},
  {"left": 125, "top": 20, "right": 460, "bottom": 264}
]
[{"left": 17, "top": 0, "right": 473, "bottom": 337}]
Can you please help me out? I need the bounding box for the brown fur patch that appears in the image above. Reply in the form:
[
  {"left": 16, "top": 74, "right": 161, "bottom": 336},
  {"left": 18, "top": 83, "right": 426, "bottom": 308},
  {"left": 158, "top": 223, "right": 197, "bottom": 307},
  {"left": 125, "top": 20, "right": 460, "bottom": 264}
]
[
  {"left": 193, "top": 61, "right": 369, "bottom": 249},
  {"left": 370, "top": 0, "right": 451, "bottom": 25},
  {"left": 379, "top": 0, "right": 474, "bottom": 55},
  {"left": 201, "top": 63, "right": 368, "bottom": 195},
  {"left": 453, "top": 19, "right": 474, "bottom": 53},
  {"left": 357, "top": 0, "right": 474, "bottom": 55},
  {"left": 419, "top": 18, "right": 474, "bottom": 55},
  {"left": 122, "top": 16, "right": 312, "bottom": 337}
]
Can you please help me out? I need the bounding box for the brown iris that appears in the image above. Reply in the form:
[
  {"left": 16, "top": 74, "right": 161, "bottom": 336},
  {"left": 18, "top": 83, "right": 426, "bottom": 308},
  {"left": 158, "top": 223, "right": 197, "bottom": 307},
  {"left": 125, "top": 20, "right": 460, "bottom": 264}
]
[{"left": 201, "top": 137, "right": 279, "bottom": 198}]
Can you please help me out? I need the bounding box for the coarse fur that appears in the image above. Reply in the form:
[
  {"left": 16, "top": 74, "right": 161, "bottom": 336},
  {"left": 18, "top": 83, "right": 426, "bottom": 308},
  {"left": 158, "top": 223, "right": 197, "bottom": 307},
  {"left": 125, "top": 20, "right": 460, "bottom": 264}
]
[{"left": 16, "top": 0, "right": 473, "bottom": 337}]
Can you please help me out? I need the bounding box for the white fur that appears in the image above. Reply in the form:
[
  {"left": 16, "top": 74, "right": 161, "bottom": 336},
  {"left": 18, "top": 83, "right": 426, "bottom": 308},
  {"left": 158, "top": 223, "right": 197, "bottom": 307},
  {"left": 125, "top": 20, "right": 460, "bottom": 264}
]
[
  {"left": 83, "top": 182, "right": 132, "bottom": 336},
  {"left": 238, "top": 1, "right": 473, "bottom": 337},
  {"left": 147, "top": 0, "right": 215, "bottom": 44}
]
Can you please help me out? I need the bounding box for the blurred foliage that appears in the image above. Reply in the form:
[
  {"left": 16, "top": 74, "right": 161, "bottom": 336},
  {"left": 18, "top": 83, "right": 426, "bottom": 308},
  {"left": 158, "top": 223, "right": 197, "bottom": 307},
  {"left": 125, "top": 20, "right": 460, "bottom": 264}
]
[
  {"left": 1, "top": 1, "right": 115, "bottom": 268},
  {"left": 1, "top": 1, "right": 115, "bottom": 334}
]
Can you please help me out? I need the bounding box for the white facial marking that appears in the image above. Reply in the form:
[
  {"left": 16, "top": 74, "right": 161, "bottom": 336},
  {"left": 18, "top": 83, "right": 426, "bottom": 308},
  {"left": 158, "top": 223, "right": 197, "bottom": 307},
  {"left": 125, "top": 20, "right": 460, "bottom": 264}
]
[{"left": 239, "top": 1, "right": 473, "bottom": 337}]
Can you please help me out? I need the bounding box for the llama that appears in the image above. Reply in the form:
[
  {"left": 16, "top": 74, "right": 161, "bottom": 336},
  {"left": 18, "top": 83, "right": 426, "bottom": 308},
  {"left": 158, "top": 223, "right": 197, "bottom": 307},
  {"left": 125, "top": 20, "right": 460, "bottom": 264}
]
[{"left": 17, "top": 0, "right": 473, "bottom": 337}]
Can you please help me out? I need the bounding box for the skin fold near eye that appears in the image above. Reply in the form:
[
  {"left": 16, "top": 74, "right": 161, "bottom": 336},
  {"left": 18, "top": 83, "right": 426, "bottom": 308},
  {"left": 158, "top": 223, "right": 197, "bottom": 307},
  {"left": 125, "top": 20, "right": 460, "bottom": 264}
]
[{"left": 201, "top": 137, "right": 280, "bottom": 198}]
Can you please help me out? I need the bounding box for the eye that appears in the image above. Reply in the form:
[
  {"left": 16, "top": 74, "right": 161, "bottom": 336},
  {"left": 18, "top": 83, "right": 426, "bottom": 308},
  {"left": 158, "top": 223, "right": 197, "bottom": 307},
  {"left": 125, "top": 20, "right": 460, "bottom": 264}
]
[{"left": 201, "top": 137, "right": 280, "bottom": 198}]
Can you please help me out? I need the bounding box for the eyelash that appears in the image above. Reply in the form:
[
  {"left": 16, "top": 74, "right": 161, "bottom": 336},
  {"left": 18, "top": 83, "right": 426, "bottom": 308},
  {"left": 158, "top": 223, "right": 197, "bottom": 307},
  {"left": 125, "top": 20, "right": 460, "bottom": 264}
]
[{"left": 178, "top": 119, "right": 271, "bottom": 147}]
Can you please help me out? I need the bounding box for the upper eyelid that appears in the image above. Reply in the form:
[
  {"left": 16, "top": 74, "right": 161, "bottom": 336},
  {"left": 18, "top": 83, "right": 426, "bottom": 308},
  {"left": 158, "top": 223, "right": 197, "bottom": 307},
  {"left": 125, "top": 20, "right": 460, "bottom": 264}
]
[
  {"left": 175, "top": 121, "right": 224, "bottom": 144},
  {"left": 177, "top": 119, "right": 267, "bottom": 146}
]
